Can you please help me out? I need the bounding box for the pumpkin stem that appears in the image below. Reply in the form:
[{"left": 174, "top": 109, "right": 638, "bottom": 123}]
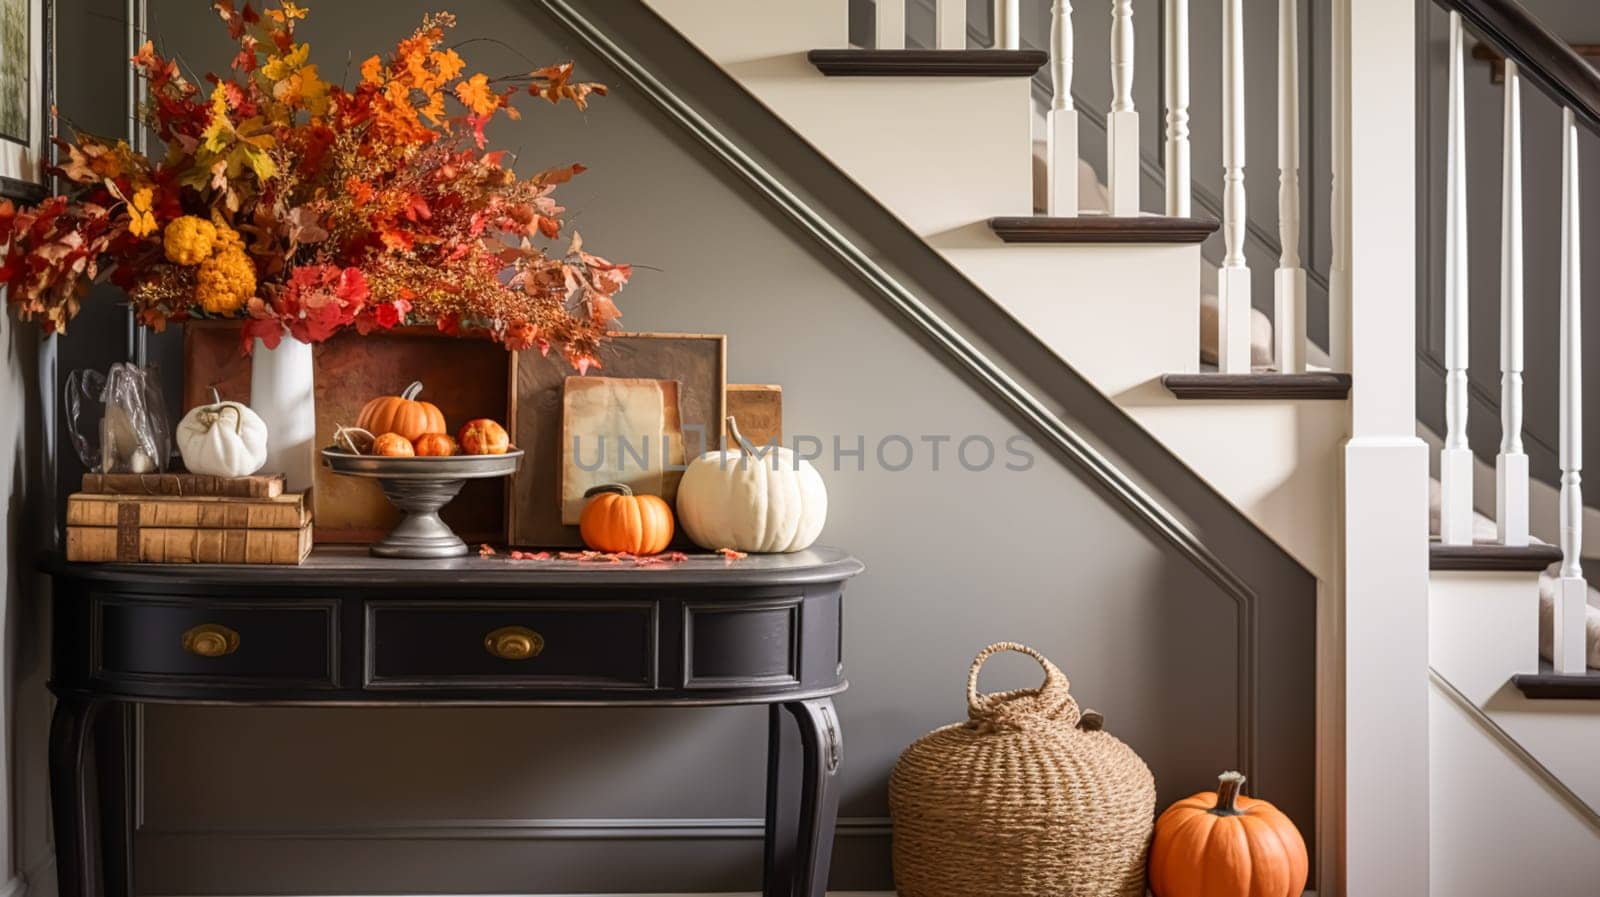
[
  {"left": 1211, "top": 771, "right": 1246, "bottom": 816},
  {"left": 208, "top": 386, "right": 223, "bottom": 405},
  {"left": 584, "top": 483, "right": 634, "bottom": 498},
  {"left": 401, "top": 381, "right": 424, "bottom": 401},
  {"left": 724, "top": 416, "right": 746, "bottom": 450}
]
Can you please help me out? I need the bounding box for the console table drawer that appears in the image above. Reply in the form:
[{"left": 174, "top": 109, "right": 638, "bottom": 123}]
[
  {"left": 366, "top": 602, "right": 657, "bottom": 689},
  {"left": 94, "top": 599, "right": 337, "bottom": 687}
]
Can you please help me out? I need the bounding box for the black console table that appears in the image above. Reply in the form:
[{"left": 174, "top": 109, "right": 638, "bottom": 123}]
[{"left": 46, "top": 547, "right": 863, "bottom": 897}]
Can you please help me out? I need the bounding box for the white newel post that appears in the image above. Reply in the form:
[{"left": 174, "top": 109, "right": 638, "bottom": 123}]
[
  {"left": 1047, "top": 0, "right": 1079, "bottom": 216},
  {"left": 1108, "top": 0, "right": 1140, "bottom": 216},
  {"left": 1498, "top": 59, "right": 1529, "bottom": 546},
  {"left": 1274, "top": 0, "right": 1306, "bottom": 373},
  {"left": 1554, "top": 106, "right": 1587, "bottom": 674},
  {"left": 1218, "top": 0, "right": 1251, "bottom": 373},
  {"left": 876, "top": 0, "right": 906, "bottom": 49},
  {"left": 1163, "top": 0, "right": 1190, "bottom": 217},
  {"left": 1327, "top": 0, "right": 1351, "bottom": 371},
  {"left": 936, "top": 0, "right": 964, "bottom": 49},
  {"left": 1337, "top": 0, "right": 1430, "bottom": 894},
  {"left": 996, "top": 0, "right": 1020, "bottom": 49},
  {"left": 1440, "top": 11, "right": 1474, "bottom": 545}
]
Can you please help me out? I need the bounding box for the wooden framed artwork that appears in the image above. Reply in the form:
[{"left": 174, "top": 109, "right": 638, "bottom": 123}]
[
  {"left": 0, "top": 0, "right": 48, "bottom": 203},
  {"left": 182, "top": 321, "right": 513, "bottom": 544},
  {"left": 508, "top": 333, "right": 726, "bottom": 547}
]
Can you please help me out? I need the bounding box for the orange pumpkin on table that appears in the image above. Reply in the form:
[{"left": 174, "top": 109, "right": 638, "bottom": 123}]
[
  {"left": 356, "top": 382, "right": 447, "bottom": 442},
  {"left": 371, "top": 432, "right": 416, "bottom": 457},
  {"left": 458, "top": 418, "right": 510, "bottom": 455},
  {"left": 579, "top": 484, "right": 674, "bottom": 555},
  {"left": 413, "top": 433, "right": 457, "bottom": 456},
  {"left": 1149, "top": 771, "right": 1307, "bottom": 897}
]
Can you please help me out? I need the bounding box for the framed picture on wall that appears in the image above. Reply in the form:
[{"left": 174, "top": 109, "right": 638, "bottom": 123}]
[{"left": 0, "top": 0, "right": 48, "bottom": 203}]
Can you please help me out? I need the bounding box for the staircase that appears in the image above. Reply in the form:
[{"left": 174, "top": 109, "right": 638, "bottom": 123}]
[{"left": 622, "top": 0, "right": 1600, "bottom": 893}]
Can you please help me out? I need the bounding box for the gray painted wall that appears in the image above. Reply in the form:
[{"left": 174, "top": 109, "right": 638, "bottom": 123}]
[{"left": 37, "top": 1, "right": 1321, "bottom": 893}]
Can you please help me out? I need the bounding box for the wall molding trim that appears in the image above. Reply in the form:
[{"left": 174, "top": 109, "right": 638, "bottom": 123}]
[{"left": 137, "top": 816, "right": 893, "bottom": 842}]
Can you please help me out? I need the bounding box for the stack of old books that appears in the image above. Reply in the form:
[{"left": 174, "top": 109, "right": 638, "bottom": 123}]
[{"left": 65, "top": 473, "right": 312, "bottom": 565}]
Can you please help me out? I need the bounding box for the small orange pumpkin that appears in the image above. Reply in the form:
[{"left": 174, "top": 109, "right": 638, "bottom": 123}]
[
  {"left": 371, "top": 432, "right": 416, "bottom": 457},
  {"left": 413, "top": 433, "right": 457, "bottom": 456},
  {"left": 579, "top": 484, "right": 674, "bottom": 555},
  {"left": 1149, "top": 771, "right": 1307, "bottom": 897},
  {"left": 458, "top": 418, "right": 510, "bottom": 455},
  {"left": 356, "top": 382, "right": 447, "bottom": 442}
]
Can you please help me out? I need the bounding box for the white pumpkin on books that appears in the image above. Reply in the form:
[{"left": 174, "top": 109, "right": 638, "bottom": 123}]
[{"left": 176, "top": 389, "right": 270, "bottom": 478}]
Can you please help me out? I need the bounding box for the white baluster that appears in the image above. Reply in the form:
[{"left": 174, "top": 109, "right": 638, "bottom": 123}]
[
  {"left": 1497, "top": 59, "right": 1529, "bottom": 546},
  {"left": 877, "top": 0, "right": 906, "bottom": 49},
  {"left": 1328, "top": 0, "right": 1351, "bottom": 370},
  {"left": 996, "top": 0, "right": 1020, "bottom": 49},
  {"left": 1047, "top": 0, "right": 1080, "bottom": 217},
  {"left": 1274, "top": 0, "right": 1306, "bottom": 373},
  {"left": 1440, "top": 11, "right": 1473, "bottom": 545},
  {"left": 1555, "top": 105, "right": 1586, "bottom": 675},
  {"left": 937, "top": 0, "right": 965, "bottom": 49},
  {"left": 1163, "top": 0, "right": 1190, "bottom": 217},
  {"left": 1108, "top": 0, "right": 1140, "bottom": 216},
  {"left": 1218, "top": 0, "right": 1250, "bottom": 372}
]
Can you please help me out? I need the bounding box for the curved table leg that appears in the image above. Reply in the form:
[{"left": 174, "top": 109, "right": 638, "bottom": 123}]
[
  {"left": 50, "top": 695, "right": 102, "bottom": 897},
  {"left": 763, "top": 698, "right": 843, "bottom": 897}
]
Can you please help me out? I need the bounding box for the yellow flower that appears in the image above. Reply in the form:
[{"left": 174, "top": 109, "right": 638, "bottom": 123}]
[
  {"left": 454, "top": 73, "right": 498, "bottom": 116},
  {"left": 127, "top": 187, "right": 157, "bottom": 238},
  {"left": 163, "top": 216, "right": 217, "bottom": 266},
  {"left": 195, "top": 248, "right": 256, "bottom": 315}
]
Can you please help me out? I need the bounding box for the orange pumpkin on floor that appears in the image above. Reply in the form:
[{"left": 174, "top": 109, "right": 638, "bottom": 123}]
[
  {"left": 1149, "top": 771, "right": 1307, "bottom": 897},
  {"left": 371, "top": 432, "right": 416, "bottom": 457},
  {"left": 579, "top": 484, "right": 674, "bottom": 555},
  {"left": 356, "top": 382, "right": 447, "bottom": 442},
  {"left": 413, "top": 433, "right": 457, "bottom": 456}
]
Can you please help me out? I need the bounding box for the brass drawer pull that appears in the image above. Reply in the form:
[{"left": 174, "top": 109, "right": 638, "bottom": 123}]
[
  {"left": 485, "top": 626, "right": 544, "bottom": 661},
  {"left": 181, "top": 623, "right": 240, "bottom": 658}
]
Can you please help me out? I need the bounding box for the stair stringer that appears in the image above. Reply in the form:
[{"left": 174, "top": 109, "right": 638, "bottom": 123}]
[
  {"left": 1433, "top": 569, "right": 1600, "bottom": 831},
  {"left": 644, "top": 0, "right": 1343, "bottom": 579}
]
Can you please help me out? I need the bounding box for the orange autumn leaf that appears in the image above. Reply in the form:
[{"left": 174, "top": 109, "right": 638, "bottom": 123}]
[{"left": 454, "top": 73, "right": 498, "bottom": 116}]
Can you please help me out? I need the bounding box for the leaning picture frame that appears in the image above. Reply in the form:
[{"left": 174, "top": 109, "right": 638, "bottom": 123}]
[{"left": 0, "top": 0, "right": 48, "bottom": 203}]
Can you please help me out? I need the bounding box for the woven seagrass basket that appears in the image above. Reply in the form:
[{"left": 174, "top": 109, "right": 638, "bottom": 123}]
[{"left": 889, "top": 642, "right": 1156, "bottom": 897}]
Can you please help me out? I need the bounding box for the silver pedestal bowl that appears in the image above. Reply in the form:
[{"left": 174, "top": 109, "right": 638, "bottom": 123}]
[{"left": 321, "top": 448, "right": 524, "bottom": 559}]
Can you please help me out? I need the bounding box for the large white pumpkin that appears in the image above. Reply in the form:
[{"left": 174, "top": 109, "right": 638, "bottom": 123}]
[
  {"left": 676, "top": 417, "right": 828, "bottom": 553},
  {"left": 175, "top": 390, "right": 269, "bottom": 478}
]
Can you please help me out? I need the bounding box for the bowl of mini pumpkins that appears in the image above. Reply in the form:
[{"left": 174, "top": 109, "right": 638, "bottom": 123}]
[{"left": 322, "top": 381, "right": 521, "bottom": 559}]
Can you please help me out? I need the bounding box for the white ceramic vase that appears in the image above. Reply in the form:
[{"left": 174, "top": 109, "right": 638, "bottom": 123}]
[{"left": 249, "top": 337, "right": 316, "bottom": 492}]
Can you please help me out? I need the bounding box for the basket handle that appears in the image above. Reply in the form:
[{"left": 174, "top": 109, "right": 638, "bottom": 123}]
[{"left": 966, "top": 642, "right": 1079, "bottom": 728}]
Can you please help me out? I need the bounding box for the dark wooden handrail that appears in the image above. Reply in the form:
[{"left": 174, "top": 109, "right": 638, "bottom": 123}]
[{"left": 1438, "top": 0, "right": 1600, "bottom": 132}]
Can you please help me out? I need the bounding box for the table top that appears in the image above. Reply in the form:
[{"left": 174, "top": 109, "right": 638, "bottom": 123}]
[{"left": 47, "top": 545, "right": 865, "bottom": 590}]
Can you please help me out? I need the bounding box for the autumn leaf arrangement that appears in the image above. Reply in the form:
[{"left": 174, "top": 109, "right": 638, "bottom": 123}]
[{"left": 0, "top": 0, "right": 631, "bottom": 370}]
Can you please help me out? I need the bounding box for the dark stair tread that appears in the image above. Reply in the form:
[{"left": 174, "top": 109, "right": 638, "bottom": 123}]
[
  {"left": 808, "top": 49, "right": 1049, "bottom": 77},
  {"left": 1160, "top": 373, "right": 1352, "bottom": 400},
  {"left": 1514, "top": 663, "right": 1600, "bottom": 699},
  {"left": 1429, "top": 540, "right": 1563, "bottom": 571},
  {"left": 990, "top": 215, "right": 1220, "bottom": 244}
]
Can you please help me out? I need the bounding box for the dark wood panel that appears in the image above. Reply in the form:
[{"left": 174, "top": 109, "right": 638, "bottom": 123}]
[
  {"left": 1439, "top": 0, "right": 1600, "bottom": 133},
  {"left": 1160, "top": 373, "right": 1353, "bottom": 400},
  {"left": 989, "top": 215, "right": 1220, "bottom": 244},
  {"left": 93, "top": 598, "right": 337, "bottom": 688},
  {"left": 1429, "top": 541, "right": 1563, "bottom": 571},
  {"left": 1513, "top": 665, "right": 1600, "bottom": 699},
  {"left": 367, "top": 600, "right": 657, "bottom": 690},
  {"left": 807, "top": 49, "right": 1048, "bottom": 77}
]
